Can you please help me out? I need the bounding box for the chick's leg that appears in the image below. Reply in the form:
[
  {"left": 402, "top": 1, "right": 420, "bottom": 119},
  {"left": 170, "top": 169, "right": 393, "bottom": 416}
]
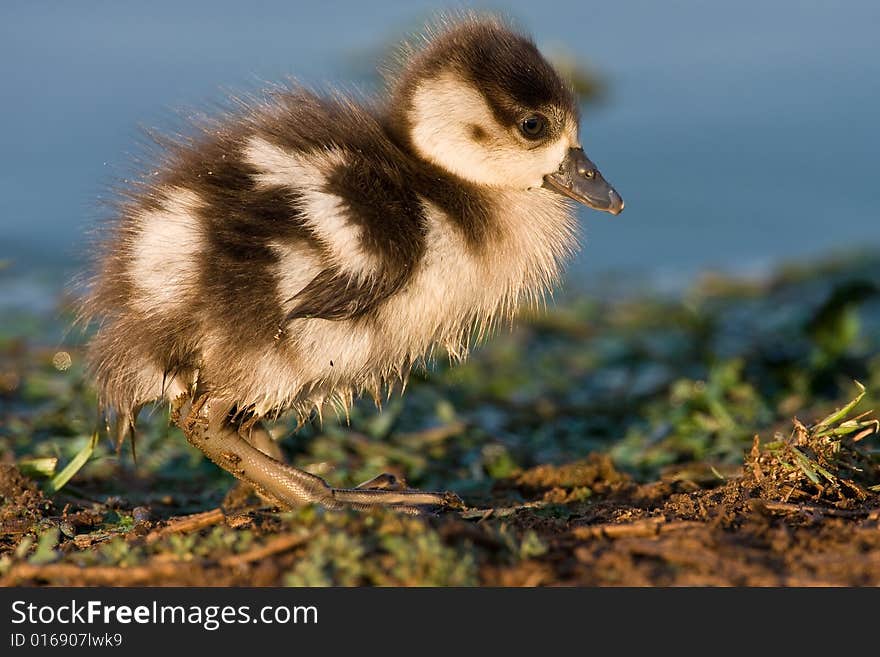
[
  {"left": 238, "top": 418, "right": 284, "bottom": 461},
  {"left": 171, "top": 393, "right": 461, "bottom": 513},
  {"left": 223, "top": 419, "right": 286, "bottom": 509}
]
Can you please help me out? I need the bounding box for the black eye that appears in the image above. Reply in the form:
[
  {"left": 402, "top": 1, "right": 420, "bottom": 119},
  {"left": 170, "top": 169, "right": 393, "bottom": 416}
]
[{"left": 520, "top": 114, "right": 547, "bottom": 139}]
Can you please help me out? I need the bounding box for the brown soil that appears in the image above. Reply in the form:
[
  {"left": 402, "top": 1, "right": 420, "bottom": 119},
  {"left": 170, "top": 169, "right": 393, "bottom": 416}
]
[
  {"left": 3, "top": 447, "right": 879, "bottom": 586},
  {"left": 0, "top": 464, "right": 52, "bottom": 534},
  {"left": 490, "top": 457, "right": 880, "bottom": 586}
]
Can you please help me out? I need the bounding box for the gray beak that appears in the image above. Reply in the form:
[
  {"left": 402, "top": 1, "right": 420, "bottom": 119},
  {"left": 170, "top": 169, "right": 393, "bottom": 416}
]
[{"left": 542, "top": 147, "right": 624, "bottom": 215}]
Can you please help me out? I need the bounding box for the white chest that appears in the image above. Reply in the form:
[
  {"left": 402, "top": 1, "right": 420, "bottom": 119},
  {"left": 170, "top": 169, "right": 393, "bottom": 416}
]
[
  {"left": 377, "top": 189, "right": 577, "bottom": 362},
  {"left": 249, "top": 188, "right": 576, "bottom": 415}
]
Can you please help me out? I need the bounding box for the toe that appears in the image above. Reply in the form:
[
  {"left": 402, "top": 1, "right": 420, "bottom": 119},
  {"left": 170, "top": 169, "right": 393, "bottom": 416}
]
[{"left": 355, "top": 473, "right": 408, "bottom": 491}]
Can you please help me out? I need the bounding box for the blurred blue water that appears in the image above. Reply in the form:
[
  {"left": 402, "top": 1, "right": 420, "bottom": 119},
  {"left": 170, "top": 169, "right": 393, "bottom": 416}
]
[{"left": 1, "top": 0, "right": 878, "bottom": 294}]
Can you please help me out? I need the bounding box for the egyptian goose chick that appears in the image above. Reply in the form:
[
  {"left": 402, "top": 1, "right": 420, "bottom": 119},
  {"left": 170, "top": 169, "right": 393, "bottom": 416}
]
[{"left": 81, "top": 15, "right": 623, "bottom": 512}]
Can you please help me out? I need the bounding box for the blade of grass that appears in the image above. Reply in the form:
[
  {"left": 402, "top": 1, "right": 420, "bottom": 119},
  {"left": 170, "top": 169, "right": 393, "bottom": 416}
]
[
  {"left": 791, "top": 448, "right": 821, "bottom": 485},
  {"left": 44, "top": 433, "right": 99, "bottom": 496},
  {"left": 826, "top": 417, "right": 877, "bottom": 437},
  {"left": 17, "top": 457, "right": 58, "bottom": 479},
  {"left": 813, "top": 381, "right": 865, "bottom": 434},
  {"left": 812, "top": 461, "right": 838, "bottom": 486}
]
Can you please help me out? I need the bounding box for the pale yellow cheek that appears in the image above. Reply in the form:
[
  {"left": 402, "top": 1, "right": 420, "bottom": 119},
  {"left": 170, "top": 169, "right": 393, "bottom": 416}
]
[
  {"left": 537, "top": 135, "right": 574, "bottom": 178},
  {"left": 409, "top": 73, "right": 579, "bottom": 189},
  {"left": 481, "top": 135, "right": 571, "bottom": 189}
]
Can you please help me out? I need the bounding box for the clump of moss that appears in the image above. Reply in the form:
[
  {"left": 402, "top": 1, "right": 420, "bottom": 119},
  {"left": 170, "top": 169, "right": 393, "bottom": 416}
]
[
  {"left": 281, "top": 511, "right": 478, "bottom": 586},
  {"left": 284, "top": 531, "right": 366, "bottom": 586},
  {"left": 378, "top": 527, "right": 477, "bottom": 586}
]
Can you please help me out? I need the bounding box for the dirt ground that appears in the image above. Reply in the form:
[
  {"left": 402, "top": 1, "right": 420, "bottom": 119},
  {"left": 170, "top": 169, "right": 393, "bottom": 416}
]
[
  {"left": 3, "top": 424, "right": 878, "bottom": 586},
  {"left": 2, "top": 256, "right": 879, "bottom": 586}
]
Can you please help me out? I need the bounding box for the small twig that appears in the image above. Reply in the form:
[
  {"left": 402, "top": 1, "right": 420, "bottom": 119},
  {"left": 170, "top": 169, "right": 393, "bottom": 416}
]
[
  {"left": 757, "top": 501, "right": 880, "bottom": 518},
  {"left": 1, "top": 532, "right": 314, "bottom": 585},
  {"left": 0, "top": 562, "right": 188, "bottom": 586},
  {"left": 219, "top": 532, "right": 311, "bottom": 567},
  {"left": 572, "top": 517, "right": 701, "bottom": 540},
  {"left": 144, "top": 508, "right": 226, "bottom": 544},
  {"left": 476, "top": 508, "right": 495, "bottom": 524}
]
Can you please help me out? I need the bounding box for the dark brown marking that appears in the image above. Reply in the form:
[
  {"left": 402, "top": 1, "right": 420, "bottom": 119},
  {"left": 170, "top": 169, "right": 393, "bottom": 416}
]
[
  {"left": 470, "top": 124, "right": 488, "bottom": 142},
  {"left": 387, "top": 16, "right": 578, "bottom": 147}
]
